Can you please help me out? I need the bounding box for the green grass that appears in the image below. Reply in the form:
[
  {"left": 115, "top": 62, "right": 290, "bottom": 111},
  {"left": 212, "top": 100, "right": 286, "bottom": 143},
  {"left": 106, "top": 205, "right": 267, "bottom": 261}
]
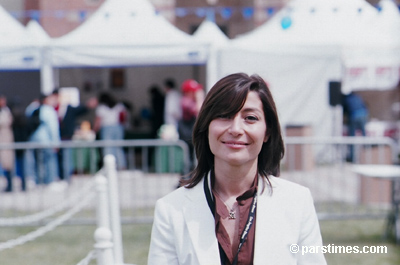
[
  {"left": 0, "top": 224, "right": 152, "bottom": 265},
  {"left": 321, "top": 219, "right": 400, "bottom": 265},
  {"left": 0, "top": 219, "right": 399, "bottom": 264}
]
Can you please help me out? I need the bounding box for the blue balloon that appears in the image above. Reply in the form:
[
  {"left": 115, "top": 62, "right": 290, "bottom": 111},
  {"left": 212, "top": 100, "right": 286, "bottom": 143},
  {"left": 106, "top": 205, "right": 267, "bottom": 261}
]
[
  {"left": 220, "top": 7, "right": 233, "bottom": 19},
  {"left": 242, "top": 7, "right": 254, "bottom": 19},
  {"left": 29, "top": 10, "right": 40, "bottom": 21},
  {"left": 79, "top": 10, "right": 87, "bottom": 22},
  {"left": 267, "top": 7, "right": 275, "bottom": 16},
  {"left": 195, "top": 8, "right": 207, "bottom": 18},
  {"left": 175, "top": 8, "right": 188, "bottom": 17},
  {"left": 281, "top": 16, "right": 292, "bottom": 30}
]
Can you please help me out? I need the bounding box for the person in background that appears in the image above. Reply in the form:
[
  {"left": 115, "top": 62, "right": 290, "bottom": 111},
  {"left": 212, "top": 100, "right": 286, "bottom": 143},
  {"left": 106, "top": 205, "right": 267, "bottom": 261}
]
[
  {"left": 94, "top": 92, "right": 127, "bottom": 170},
  {"left": 9, "top": 98, "right": 28, "bottom": 191},
  {"left": 149, "top": 85, "right": 165, "bottom": 139},
  {"left": 53, "top": 88, "right": 98, "bottom": 182},
  {"left": 148, "top": 73, "right": 326, "bottom": 265},
  {"left": 0, "top": 95, "right": 15, "bottom": 192},
  {"left": 343, "top": 91, "right": 369, "bottom": 137},
  {"left": 121, "top": 100, "right": 134, "bottom": 134},
  {"left": 178, "top": 79, "right": 204, "bottom": 169},
  {"left": 163, "top": 78, "right": 181, "bottom": 132},
  {"left": 342, "top": 91, "right": 369, "bottom": 162},
  {"left": 27, "top": 93, "right": 61, "bottom": 187},
  {"left": 23, "top": 98, "right": 40, "bottom": 189}
]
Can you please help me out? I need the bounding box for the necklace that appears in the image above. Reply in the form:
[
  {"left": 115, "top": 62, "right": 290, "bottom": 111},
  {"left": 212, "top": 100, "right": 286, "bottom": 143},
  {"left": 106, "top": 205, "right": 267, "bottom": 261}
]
[
  {"left": 214, "top": 190, "right": 237, "bottom": 220},
  {"left": 228, "top": 207, "right": 236, "bottom": 220}
]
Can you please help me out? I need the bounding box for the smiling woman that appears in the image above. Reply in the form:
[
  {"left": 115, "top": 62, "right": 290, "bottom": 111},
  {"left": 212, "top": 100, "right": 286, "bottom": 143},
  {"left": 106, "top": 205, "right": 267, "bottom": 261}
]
[
  {"left": 208, "top": 91, "right": 268, "bottom": 169},
  {"left": 147, "top": 73, "right": 326, "bottom": 265}
]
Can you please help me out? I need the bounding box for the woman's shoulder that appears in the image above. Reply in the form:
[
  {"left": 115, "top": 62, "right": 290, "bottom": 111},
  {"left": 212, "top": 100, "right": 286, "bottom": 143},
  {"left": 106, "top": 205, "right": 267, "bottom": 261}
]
[
  {"left": 266, "top": 175, "right": 311, "bottom": 196},
  {"left": 262, "top": 176, "right": 315, "bottom": 212},
  {"left": 157, "top": 181, "right": 203, "bottom": 206}
]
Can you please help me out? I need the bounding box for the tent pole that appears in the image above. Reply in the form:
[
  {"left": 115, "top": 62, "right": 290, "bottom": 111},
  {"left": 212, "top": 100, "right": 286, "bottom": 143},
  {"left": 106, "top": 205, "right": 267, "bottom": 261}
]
[{"left": 40, "top": 47, "right": 55, "bottom": 95}]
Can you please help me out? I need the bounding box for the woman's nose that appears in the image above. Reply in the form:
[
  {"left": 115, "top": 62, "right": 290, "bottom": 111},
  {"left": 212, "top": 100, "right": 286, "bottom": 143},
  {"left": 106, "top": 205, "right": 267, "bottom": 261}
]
[{"left": 227, "top": 117, "right": 244, "bottom": 136}]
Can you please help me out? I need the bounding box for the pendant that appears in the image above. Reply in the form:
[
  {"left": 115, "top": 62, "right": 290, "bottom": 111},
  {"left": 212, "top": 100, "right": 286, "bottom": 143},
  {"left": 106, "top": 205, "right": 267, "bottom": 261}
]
[{"left": 229, "top": 210, "right": 236, "bottom": 219}]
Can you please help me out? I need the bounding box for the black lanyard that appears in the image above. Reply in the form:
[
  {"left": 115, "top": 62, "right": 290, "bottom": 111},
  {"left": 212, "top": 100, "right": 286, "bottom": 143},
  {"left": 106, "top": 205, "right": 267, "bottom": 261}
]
[{"left": 204, "top": 174, "right": 257, "bottom": 265}]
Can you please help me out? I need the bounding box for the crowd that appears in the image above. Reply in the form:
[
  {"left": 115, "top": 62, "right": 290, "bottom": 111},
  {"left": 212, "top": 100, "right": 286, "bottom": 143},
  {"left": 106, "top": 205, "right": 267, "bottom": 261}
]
[{"left": 1, "top": 77, "right": 205, "bottom": 193}]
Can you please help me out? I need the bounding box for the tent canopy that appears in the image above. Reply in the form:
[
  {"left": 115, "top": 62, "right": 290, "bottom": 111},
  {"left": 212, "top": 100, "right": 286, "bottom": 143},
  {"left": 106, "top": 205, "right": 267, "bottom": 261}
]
[
  {"left": 360, "top": 0, "right": 400, "bottom": 48},
  {"left": 0, "top": 6, "right": 42, "bottom": 69},
  {"left": 219, "top": 0, "right": 400, "bottom": 137},
  {"left": 26, "top": 19, "right": 51, "bottom": 47},
  {"left": 193, "top": 19, "right": 229, "bottom": 91},
  {"left": 0, "top": 5, "right": 26, "bottom": 48},
  {"left": 50, "top": 0, "right": 209, "bottom": 67},
  {"left": 193, "top": 19, "right": 229, "bottom": 47},
  {"left": 231, "top": 0, "right": 400, "bottom": 92},
  {"left": 233, "top": 0, "right": 378, "bottom": 49}
]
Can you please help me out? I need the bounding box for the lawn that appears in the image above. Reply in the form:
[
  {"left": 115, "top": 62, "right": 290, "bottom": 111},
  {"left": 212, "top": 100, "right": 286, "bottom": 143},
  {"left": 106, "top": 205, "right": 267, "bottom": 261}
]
[
  {"left": 321, "top": 219, "right": 400, "bottom": 265},
  {"left": 0, "top": 219, "right": 399, "bottom": 264}
]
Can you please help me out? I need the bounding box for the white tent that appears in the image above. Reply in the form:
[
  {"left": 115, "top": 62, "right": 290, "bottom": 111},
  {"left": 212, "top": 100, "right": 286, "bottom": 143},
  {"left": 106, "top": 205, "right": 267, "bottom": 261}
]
[
  {"left": 26, "top": 20, "right": 51, "bottom": 47},
  {"left": 342, "top": 0, "right": 400, "bottom": 91},
  {"left": 218, "top": 0, "right": 400, "bottom": 138},
  {"left": 232, "top": 0, "right": 378, "bottom": 47},
  {"left": 219, "top": 0, "right": 348, "bottom": 138},
  {"left": 231, "top": 0, "right": 400, "bottom": 93},
  {"left": 0, "top": 6, "right": 41, "bottom": 69},
  {"left": 193, "top": 19, "right": 229, "bottom": 46},
  {"left": 219, "top": 43, "right": 342, "bottom": 138},
  {"left": 369, "top": 0, "right": 400, "bottom": 48},
  {"left": 25, "top": 20, "right": 55, "bottom": 95},
  {"left": 50, "top": 0, "right": 209, "bottom": 67},
  {"left": 193, "top": 19, "right": 229, "bottom": 91}
]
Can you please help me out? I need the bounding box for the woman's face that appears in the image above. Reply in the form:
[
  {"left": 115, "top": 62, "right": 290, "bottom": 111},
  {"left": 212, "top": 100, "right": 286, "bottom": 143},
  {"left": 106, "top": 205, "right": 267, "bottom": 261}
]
[{"left": 208, "top": 91, "right": 268, "bottom": 168}]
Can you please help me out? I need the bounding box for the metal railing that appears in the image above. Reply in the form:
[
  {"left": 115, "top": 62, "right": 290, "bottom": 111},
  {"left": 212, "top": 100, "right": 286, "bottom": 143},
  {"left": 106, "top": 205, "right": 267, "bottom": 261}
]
[
  {"left": 0, "top": 139, "right": 190, "bottom": 223},
  {"left": 0, "top": 154, "right": 131, "bottom": 265},
  {"left": 0, "top": 136, "right": 398, "bottom": 224},
  {"left": 282, "top": 136, "right": 398, "bottom": 220}
]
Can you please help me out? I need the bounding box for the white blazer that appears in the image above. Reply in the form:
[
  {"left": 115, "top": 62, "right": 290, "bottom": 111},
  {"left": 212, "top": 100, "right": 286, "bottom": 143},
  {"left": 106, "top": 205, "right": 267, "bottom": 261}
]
[{"left": 148, "top": 175, "right": 327, "bottom": 265}]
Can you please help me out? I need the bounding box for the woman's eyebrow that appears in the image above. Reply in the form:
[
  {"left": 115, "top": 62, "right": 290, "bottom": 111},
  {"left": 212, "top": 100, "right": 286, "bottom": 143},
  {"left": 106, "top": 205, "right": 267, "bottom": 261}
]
[{"left": 241, "top": 107, "right": 263, "bottom": 114}]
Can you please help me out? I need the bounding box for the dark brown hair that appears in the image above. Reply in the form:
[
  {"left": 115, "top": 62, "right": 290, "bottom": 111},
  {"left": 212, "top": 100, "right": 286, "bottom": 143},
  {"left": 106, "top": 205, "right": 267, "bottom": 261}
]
[{"left": 183, "top": 73, "right": 285, "bottom": 188}]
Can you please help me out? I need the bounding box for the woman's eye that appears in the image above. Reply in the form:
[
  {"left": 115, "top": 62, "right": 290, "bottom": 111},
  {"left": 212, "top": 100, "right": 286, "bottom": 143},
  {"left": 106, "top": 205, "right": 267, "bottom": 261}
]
[{"left": 246, "top": 115, "right": 259, "bottom": 121}]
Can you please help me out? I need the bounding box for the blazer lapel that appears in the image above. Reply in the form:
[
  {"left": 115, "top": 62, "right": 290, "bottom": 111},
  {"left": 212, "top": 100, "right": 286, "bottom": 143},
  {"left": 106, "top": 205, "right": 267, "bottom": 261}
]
[
  {"left": 253, "top": 177, "right": 300, "bottom": 265},
  {"left": 253, "top": 177, "right": 278, "bottom": 264},
  {"left": 183, "top": 178, "right": 221, "bottom": 265}
]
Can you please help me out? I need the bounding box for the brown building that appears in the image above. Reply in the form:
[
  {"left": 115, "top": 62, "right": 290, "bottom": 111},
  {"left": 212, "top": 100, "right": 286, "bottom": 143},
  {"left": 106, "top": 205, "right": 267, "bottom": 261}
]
[
  {"left": 0, "top": 0, "right": 398, "bottom": 38},
  {"left": 0, "top": 0, "right": 290, "bottom": 38},
  {"left": 173, "top": 0, "right": 287, "bottom": 38},
  {"left": 23, "top": 0, "right": 106, "bottom": 37}
]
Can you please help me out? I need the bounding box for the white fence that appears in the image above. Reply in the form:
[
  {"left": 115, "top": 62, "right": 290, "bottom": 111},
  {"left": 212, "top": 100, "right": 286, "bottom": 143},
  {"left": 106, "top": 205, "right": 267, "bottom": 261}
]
[
  {"left": 282, "top": 136, "right": 398, "bottom": 220},
  {"left": 0, "top": 139, "right": 189, "bottom": 221},
  {"left": 0, "top": 139, "right": 190, "bottom": 265},
  {"left": 0, "top": 154, "right": 127, "bottom": 265}
]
